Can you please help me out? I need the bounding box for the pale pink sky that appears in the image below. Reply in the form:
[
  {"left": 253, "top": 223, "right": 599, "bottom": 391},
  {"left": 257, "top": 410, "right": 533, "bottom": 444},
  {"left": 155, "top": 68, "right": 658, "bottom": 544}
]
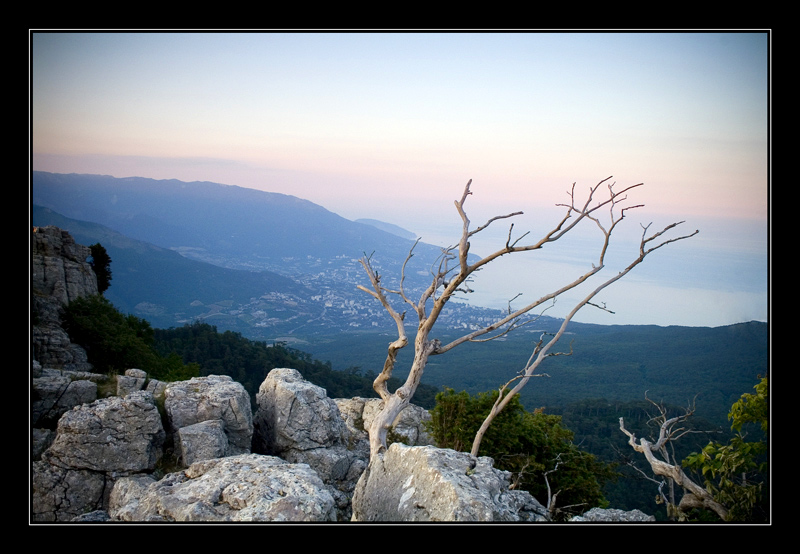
[{"left": 31, "top": 31, "right": 770, "bottom": 326}]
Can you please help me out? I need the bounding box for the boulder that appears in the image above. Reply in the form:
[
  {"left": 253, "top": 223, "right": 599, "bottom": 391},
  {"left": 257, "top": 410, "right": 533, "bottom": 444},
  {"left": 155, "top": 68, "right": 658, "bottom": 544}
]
[
  {"left": 253, "top": 368, "right": 366, "bottom": 492},
  {"left": 117, "top": 368, "right": 167, "bottom": 398},
  {"left": 350, "top": 443, "right": 548, "bottom": 522},
  {"left": 254, "top": 368, "right": 349, "bottom": 453},
  {"left": 116, "top": 368, "right": 147, "bottom": 397},
  {"left": 570, "top": 507, "right": 656, "bottom": 522},
  {"left": 164, "top": 375, "right": 253, "bottom": 461},
  {"left": 42, "top": 391, "right": 165, "bottom": 474},
  {"left": 177, "top": 419, "right": 229, "bottom": 466},
  {"left": 108, "top": 454, "right": 337, "bottom": 522},
  {"left": 31, "top": 368, "right": 99, "bottom": 428},
  {"left": 31, "top": 460, "right": 109, "bottom": 522}
]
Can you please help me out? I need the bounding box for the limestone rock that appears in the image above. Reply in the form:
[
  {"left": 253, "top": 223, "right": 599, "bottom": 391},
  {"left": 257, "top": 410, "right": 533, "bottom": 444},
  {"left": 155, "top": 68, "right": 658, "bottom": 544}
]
[
  {"left": 31, "top": 460, "right": 109, "bottom": 522},
  {"left": 31, "top": 225, "right": 98, "bottom": 308},
  {"left": 31, "top": 226, "right": 97, "bottom": 370},
  {"left": 177, "top": 419, "right": 229, "bottom": 466},
  {"left": 32, "top": 368, "right": 100, "bottom": 427},
  {"left": 351, "top": 443, "right": 548, "bottom": 522},
  {"left": 253, "top": 368, "right": 365, "bottom": 494},
  {"left": 254, "top": 368, "right": 348, "bottom": 453},
  {"left": 108, "top": 454, "right": 337, "bottom": 522},
  {"left": 570, "top": 507, "right": 656, "bottom": 522},
  {"left": 334, "top": 397, "right": 370, "bottom": 438},
  {"left": 117, "top": 368, "right": 167, "bottom": 398},
  {"left": 31, "top": 325, "right": 92, "bottom": 372},
  {"left": 361, "top": 397, "right": 434, "bottom": 446},
  {"left": 164, "top": 375, "right": 253, "bottom": 460},
  {"left": 32, "top": 428, "right": 55, "bottom": 461},
  {"left": 72, "top": 510, "right": 112, "bottom": 522},
  {"left": 116, "top": 369, "right": 147, "bottom": 397},
  {"left": 42, "top": 391, "right": 165, "bottom": 474}
]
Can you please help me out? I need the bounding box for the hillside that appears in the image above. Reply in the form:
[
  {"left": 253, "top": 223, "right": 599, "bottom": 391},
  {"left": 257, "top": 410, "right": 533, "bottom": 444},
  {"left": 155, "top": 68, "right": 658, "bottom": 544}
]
[
  {"left": 299, "top": 321, "right": 768, "bottom": 430},
  {"left": 355, "top": 218, "right": 417, "bottom": 240},
  {"left": 31, "top": 172, "right": 769, "bottom": 432},
  {"left": 32, "top": 206, "right": 312, "bottom": 331},
  {"left": 31, "top": 203, "right": 507, "bottom": 338}
]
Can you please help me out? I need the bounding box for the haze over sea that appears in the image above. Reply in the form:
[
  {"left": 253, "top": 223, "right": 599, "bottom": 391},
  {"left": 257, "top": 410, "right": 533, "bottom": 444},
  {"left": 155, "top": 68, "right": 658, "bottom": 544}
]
[{"left": 30, "top": 31, "right": 769, "bottom": 328}]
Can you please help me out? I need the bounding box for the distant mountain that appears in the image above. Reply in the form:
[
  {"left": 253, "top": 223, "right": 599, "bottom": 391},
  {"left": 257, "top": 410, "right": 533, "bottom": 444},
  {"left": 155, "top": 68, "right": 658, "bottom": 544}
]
[
  {"left": 355, "top": 219, "right": 417, "bottom": 241},
  {"left": 30, "top": 172, "right": 447, "bottom": 290}
]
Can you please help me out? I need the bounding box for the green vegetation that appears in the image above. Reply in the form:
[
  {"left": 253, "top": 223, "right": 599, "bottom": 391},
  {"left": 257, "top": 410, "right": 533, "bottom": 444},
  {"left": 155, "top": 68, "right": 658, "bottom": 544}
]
[
  {"left": 88, "top": 243, "right": 112, "bottom": 294},
  {"left": 306, "top": 322, "right": 768, "bottom": 432},
  {"left": 555, "top": 397, "right": 721, "bottom": 518},
  {"left": 427, "top": 388, "right": 618, "bottom": 520},
  {"left": 60, "top": 294, "right": 200, "bottom": 381},
  {"left": 555, "top": 379, "right": 769, "bottom": 521},
  {"left": 683, "top": 376, "right": 769, "bottom": 522}
]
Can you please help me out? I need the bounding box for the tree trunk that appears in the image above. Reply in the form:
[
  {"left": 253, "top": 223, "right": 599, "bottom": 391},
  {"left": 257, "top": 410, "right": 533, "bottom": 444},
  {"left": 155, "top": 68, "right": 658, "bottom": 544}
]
[{"left": 367, "top": 332, "right": 437, "bottom": 459}]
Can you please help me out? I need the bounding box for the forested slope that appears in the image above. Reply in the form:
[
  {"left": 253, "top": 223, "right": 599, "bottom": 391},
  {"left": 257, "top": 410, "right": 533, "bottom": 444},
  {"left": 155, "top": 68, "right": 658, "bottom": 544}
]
[{"left": 151, "top": 322, "right": 440, "bottom": 409}]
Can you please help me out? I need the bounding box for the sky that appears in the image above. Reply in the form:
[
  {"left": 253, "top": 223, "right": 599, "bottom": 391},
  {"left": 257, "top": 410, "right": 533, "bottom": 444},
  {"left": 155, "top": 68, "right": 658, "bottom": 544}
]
[{"left": 30, "top": 31, "right": 770, "bottom": 328}]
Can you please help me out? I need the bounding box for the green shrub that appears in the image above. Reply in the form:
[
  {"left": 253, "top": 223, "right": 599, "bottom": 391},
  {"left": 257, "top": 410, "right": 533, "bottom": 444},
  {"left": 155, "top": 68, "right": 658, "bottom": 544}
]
[
  {"left": 61, "top": 294, "right": 198, "bottom": 381},
  {"left": 88, "top": 243, "right": 112, "bottom": 294},
  {"left": 427, "top": 388, "right": 617, "bottom": 519},
  {"left": 683, "top": 376, "right": 769, "bottom": 522}
]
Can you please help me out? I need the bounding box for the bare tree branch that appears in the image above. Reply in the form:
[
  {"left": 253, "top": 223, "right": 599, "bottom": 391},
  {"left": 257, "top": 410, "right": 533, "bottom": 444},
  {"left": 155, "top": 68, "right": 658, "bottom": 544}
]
[
  {"left": 619, "top": 402, "right": 729, "bottom": 520},
  {"left": 468, "top": 218, "right": 697, "bottom": 456},
  {"left": 358, "top": 177, "right": 697, "bottom": 460}
]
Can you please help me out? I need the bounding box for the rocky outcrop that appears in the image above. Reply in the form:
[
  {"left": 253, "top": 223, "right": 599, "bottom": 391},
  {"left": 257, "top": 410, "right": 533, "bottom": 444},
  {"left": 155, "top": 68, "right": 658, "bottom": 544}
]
[
  {"left": 42, "top": 391, "right": 165, "bottom": 474},
  {"left": 32, "top": 391, "right": 166, "bottom": 521},
  {"left": 32, "top": 364, "right": 655, "bottom": 523},
  {"left": 108, "top": 454, "right": 337, "bottom": 522},
  {"left": 350, "top": 443, "right": 548, "bottom": 522},
  {"left": 31, "top": 363, "right": 101, "bottom": 428},
  {"left": 31, "top": 226, "right": 98, "bottom": 307},
  {"left": 31, "top": 226, "right": 97, "bottom": 370},
  {"left": 252, "top": 368, "right": 368, "bottom": 517},
  {"left": 165, "top": 375, "right": 253, "bottom": 463},
  {"left": 32, "top": 374, "right": 254, "bottom": 521}
]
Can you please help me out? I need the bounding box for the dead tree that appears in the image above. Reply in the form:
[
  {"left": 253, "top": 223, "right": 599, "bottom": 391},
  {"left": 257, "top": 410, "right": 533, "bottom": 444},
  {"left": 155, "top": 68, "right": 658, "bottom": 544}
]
[
  {"left": 619, "top": 397, "right": 729, "bottom": 520},
  {"left": 358, "top": 177, "right": 697, "bottom": 460}
]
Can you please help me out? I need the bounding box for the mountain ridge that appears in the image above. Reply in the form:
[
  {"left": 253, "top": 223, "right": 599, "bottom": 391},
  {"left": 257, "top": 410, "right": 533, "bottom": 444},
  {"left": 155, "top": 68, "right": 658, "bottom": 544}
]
[
  {"left": 355, "top": 218, "right": 417, "bottom": 240},
  {"left": 31, "top": 172, "right": 445, "bottom": 279}
]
